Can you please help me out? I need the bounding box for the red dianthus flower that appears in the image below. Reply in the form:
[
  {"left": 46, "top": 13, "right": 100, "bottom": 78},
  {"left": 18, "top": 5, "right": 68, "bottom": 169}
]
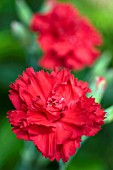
[
  {"left": 30, "top": 3, "right": 102, "bottom": 70},
  {"left": 7, "top": 68, "right": 105, "bottom": 162}
]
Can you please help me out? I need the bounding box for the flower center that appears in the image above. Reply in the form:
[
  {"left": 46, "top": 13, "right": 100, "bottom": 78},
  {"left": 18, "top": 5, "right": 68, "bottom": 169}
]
[{"left": 46, "top": 92, "right": 67, "bottom": 122}]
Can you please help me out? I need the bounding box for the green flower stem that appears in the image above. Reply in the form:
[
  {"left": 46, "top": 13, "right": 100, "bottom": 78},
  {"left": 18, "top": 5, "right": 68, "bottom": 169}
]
[
  {"left": 11, "top": 20, "right": 42, "bottom": 70},
  {"left": 59, "top": 136, "right": 88, "bottom": 170},
  {"left": 17, "top": 141, "right": 50, "bottom": 170}
]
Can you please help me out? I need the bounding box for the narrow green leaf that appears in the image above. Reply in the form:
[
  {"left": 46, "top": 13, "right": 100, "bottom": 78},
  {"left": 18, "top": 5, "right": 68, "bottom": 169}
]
[
  {"left": 11, "top": 21, "right": 31, "bottom": 46},
  {"left": 92, "top": 52, "right": 112, "bottom": 76},
  {"left": 105, "top": 106, "right": 113, "bottom": 124},
  {"left": 16, "top": 0, "right": 32, "bottom": 26}
]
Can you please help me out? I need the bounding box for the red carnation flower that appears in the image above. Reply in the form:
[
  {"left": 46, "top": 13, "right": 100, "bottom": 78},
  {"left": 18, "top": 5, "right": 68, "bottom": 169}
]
[
  {"left": 7, "top": 68, "right": 105, "bottom": 162},
  {"left": 30, "top": 3, "right": 102, "bottom": 70}
]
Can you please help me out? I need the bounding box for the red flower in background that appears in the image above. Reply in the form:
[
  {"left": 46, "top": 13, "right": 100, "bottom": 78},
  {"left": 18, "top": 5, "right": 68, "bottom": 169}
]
[
  {"left": 30, "top": 3, "right": 102, "bottom": 70},
  {"left": 7, "top": 68, "right": 105, "bottom": 162}
]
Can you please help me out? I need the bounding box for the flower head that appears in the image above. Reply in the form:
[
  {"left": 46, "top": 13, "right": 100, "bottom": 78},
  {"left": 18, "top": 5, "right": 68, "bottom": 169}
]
[
  {"left": 7, "top": 68, "right": 105, "bottom": 162},
  {"left": 31, "top": 3, "right": 102, "bottom": 70},
  {"left": 96, "top": 77, "right": 106, "bottom": 90}
]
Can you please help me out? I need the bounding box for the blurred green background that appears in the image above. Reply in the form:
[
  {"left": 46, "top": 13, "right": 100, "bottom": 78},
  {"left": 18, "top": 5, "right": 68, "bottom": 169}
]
[{"left": 0, "top": 0, "right": 113, "bottom": 170}]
